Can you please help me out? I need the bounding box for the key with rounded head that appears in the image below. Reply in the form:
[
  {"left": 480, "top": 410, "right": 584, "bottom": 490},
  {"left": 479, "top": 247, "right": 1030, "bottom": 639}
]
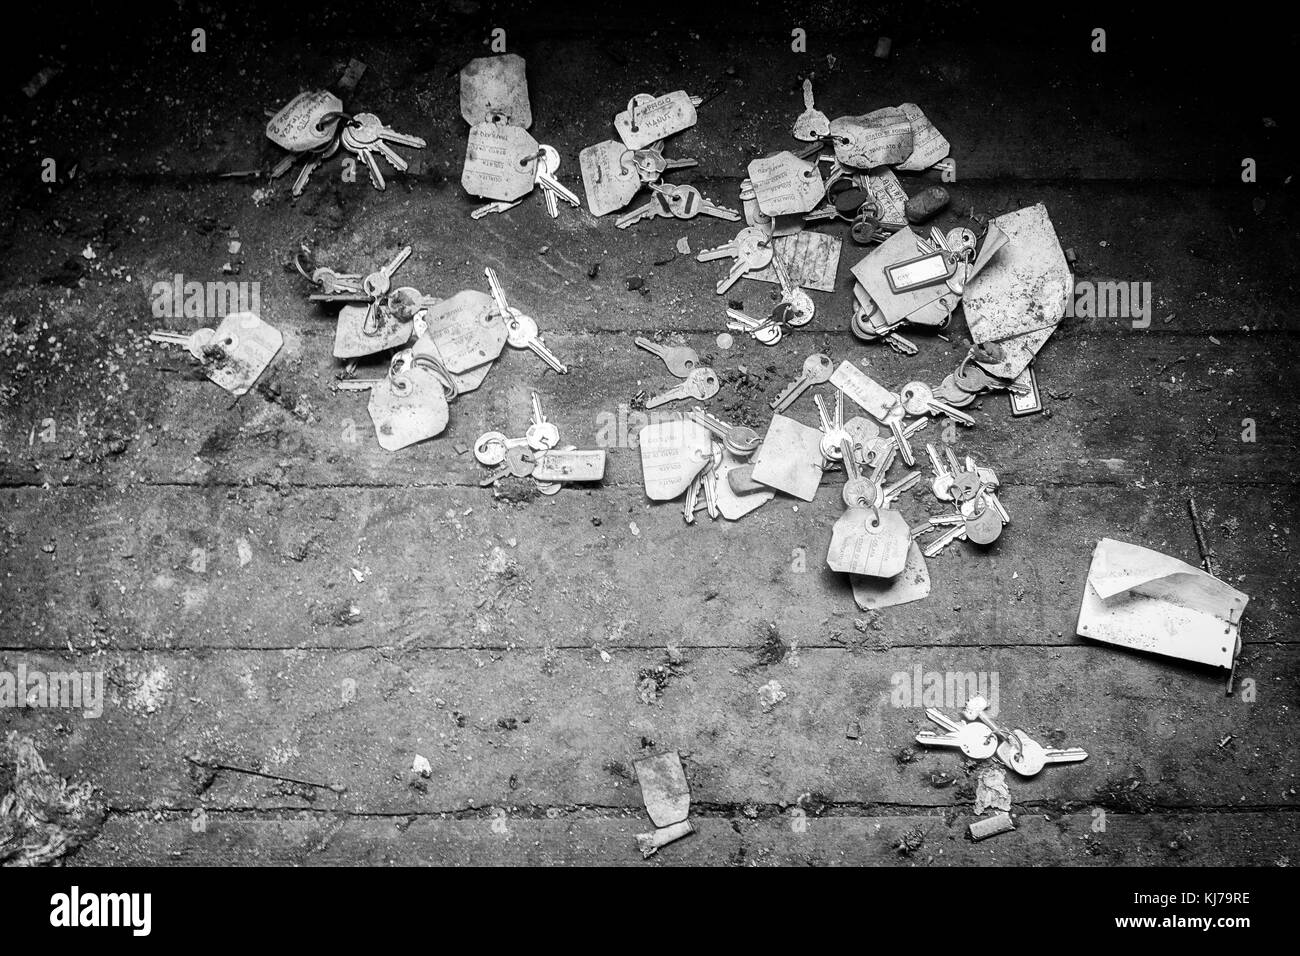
[
  {"left": 726, "top": 308, "right": 782, "bottom": 345},
  {"left": 505, "top": 309, "right": 568, "bottom": 375},
  {"left": 341, "top": 123, "right": 386, "bottom": 189},
  {"left": 646, "top": 367, "right": 720, "bottom": 408},
  {"left": 771, "top": 353, "right": 833, "bottom": 412},
  {"left": 814, "top": 391, "right": 850, "bottom": 462},
  {"left": 690, "top": 407, "right": 761, "bottom": 457},
  {"left": 916, "top": 709, "right": 998, "bottom": 759},
  {"left": 926, "top": 442, "right": 958, "bottom": 503},
  {"left": 630, "top": 141, "right": 698, "bottom": 182},
  {"left": 768, "top": 243, "right": 815, "bottom": 327},
  {"left": 955, "top": 360, "right": 1029, "bottom": 396},
  {"left": 997, "top": 730, "right": 1088, "bottom": 777},
  {"left": 635, "top": 337, "right": 699, "bottom": 378},
  {"left": 900, "top": 381, "right": 976, "bottom": 427},
  {"left": 840, "top": 439, "right": 878, "bottom": 509},
  {"left": 697, "top": 227, "right": 773, "bottom": 294},
  {"left": 615, "top": 190, "right": 673, "bottom": 229},
  {"left": 475, "top": 430, "right": 531, "bottom": 466},
  {"left": 923, "top": 521, "right": 967, "bottom": 558},
  {"left": 148, "top": 328, "right": 216, "bottom": 359},
  {"left": 661, "top": 184, "right": 741, "bottom": 221},
  {"left": 534, "top": 145, "right": 581, "bottom": 216},
  {"left": 526, "top": 391, "right": 560, "bottom": 450}
]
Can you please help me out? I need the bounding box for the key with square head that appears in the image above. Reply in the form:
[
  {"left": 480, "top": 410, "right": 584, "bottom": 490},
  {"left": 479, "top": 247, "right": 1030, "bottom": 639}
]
[
  {"left": 635, "top": 337, "right": 699, "bottom": 378},
  {"left": 533, "top": 145, "right": 581, "bottom": 216},
  {"left": 726, "top": 308, "right": 782, "bottom": 345},
  {"left": 614, "top": 189, "right": 674, "bottom": 229},
  {"left": 900, "top": 381, "right": 976, "bottom": 427},
  {"left": 526, "top": 391, "right": 560, "bottom": 450},
  {"left": 690, "top": 407, "right": 761, "bottom": 457},
  {"left": 771, "top": 353, "right": 834, "bottom": 412},
  {"left": 505, "top": 309, "right": 568, "bottom": 375},
  {"left": 839, "top": 438, "right": 879, "bottom": 509},
  {"left": 768, "top": 242, "right": 815, "bottom": 327},
  {"left": 149, "top": 328, "right": 216, "bottom": 359},
  {"left": 661, "top": 184, "right": 741, "bottom": 222},
  {"left": 646, "top": 367, "right": 720, "bottom": 408},
  {"left": 996, "top": 730, "right": 1088, "bottom": 777},
  {"left": 922, "top": 521, "right": 967, "bottom": 558}
]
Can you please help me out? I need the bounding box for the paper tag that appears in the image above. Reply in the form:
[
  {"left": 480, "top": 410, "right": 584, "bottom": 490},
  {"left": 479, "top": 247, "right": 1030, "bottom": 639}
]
[
  {"left": 747, "top": 151, "right": 824, "bottom": 216},
  {"left": 897, "top": 103, "right": 950, "bottom": 172},
  {"left": 862, "top": 169, "right": 908, "bottom": 224},
  {"left": 639, "top": 420, "right": 712, "bottom": 500},
  {"left": 750, "top": 415, "right": 824, "bottom": 502},
  {"left": 828, "top": 507, "right": 910, "bottom": 578},
  {"left": 533, "top": 449, "right": 607, "bottom": 482},
  {"left": 830, "top": 108, "right": 914, "bottom": 168},
  {"left": 334, "top": 304, "right": 413, "bottom": 359},
  {"left": 368, "top": 365, "right": 449, "bottom": 451},
  {"left": 418, "top": 291, "right": 505, "bottom": 372},
  {"left": 614, "top": 91, "right": 697, "bottom": 150},
  {"left": 266, "top": 90, "right": 343, "bottom": 152},
  {"left": 462, "top": 121, "right": 540, "bottom": 202},
  {"left": 201, "top": 312, "right": 282, "bottom": 396},
  {"left": 830, "top": 361, "right": 896, "bottom": 419},
  {"left": 748, "top": 231, "right": 842, "bottom": 292},
  {"left": 579, "top": 140, "right": 642, "bottom": 216},
  {"left": 459, "top": 54, "right": 532, "bottom": 128},
  {"left": 851, "top": 541, "right": 931, "bottom": 609}
]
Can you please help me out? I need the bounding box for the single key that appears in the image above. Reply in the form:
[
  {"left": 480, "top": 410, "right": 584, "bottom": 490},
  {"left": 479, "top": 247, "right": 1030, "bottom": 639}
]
[
  {"left": 645, "top": 367, "right": 720, "bottom": 408},
  {"left": 768, "top": 242, "right": 815, "bottom": 326},
  {"left": 526, "top": 391, "right": 560, "bottom": 450},
  {"left": 726, "top": 308, "right": 782, "bottom": 346},
  {"left": 861, "top": 418, "right": 928, "bottom": 470},
  {"left": 661, "top": 184, "right": 741, "bottom": 221},
  {"left": 996, "top": 730, "right": 1089, "bottom": 777},
  {"left": 533, "top": 145, "right": 581, "bottom": 216},
  {"left": 900, "top": 381, "right": 976, "bottom": 427},
  {"left": 635, "top": 337, "right": 700, "bottom": 378},
  {"left": 926, "top": 442, "right": 958, "bottom": 502},
  {"left": 148, "top": 328, "right": 216, "bottom": 359},
  {"left": 690, "top": 407, "right": 761, "bottom": 457},
  {"left": 614, "top": 190, "right": 673, "bottom": 229},
  {"left": 915, "top": 716, "right": 998, "bottom": 760},
  {"left": 922, "top": 521, "right": 967, "bottom": 558},
  {"left": 630, "top": 141, "right": 698, "bottom": 181},
  {"left": 700, "top": 444, "right": 722, "bottom": 519},
  {"left": 839, "top": 438, "right": 878, "bottom": 510},
  {"left": 771, "top": 353, "right": 834, "bottom": 412},
  {"left": 505, "top": 309, "right": 568, "bottom": 375},
  {"left": 472, "top": 199, "right": 523, "bottom": 219},
  {"left": 291, "top": 138, "right": 340, "bottom": 197},
  {"left": 474, "top": 430, "right": 531, "bottom": 466}
]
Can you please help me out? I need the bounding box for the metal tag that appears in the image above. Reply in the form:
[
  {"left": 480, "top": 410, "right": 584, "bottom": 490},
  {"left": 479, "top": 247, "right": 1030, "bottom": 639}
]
[
  {"left": 266, "top": 90, "right": 342, "bottom": 152},
  {"left": 747, "top": 151, "right": 824, "bottom": 216},
  {"left": 201, "top": 312, "right": 282, "bottom": 396},
  {"left": 1009, "top": 365, "right": 1044, "bottom": 416},
  {"left": 614, "top": 91, "right": 697, "bottom": 150},
  {"left": 749, "top": 414, "right": 825, "bottom": 502},
  {"left": 367, "top": 364, "right": 449, "bottom": 451},
  {"left": 462, "top": 121, "right": 539, "bottom": 202},
  {"left": 532, "top": 449, "right": 607, "bottom": 483},
  {"left": 459, "top": 54, "right": 531, "bottom": 128},
  {"left": 579, "top": 140, "right": 642, "bottom": 216}
]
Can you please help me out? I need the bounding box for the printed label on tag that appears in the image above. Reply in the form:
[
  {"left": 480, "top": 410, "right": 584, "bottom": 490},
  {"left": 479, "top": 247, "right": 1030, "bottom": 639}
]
[
  {"left": 419, "top": 290, "right": 506, "bottom": 372},
  {"left": 851, "top": 541, "right": 931, "bottom": 608},
  {"left": 750, "top": 414, "right": 825, "bottom": 502},
  {"left": 266, "top": 90, "right": 343, "bottom": 152},
  {"left": 862, "top": 169, "right": 908, "bottom": 224},
  {"left": 463, "top": 122, "right": 540, "bottom": 201},
  {"left": 897, "top": 102, "right": 950, "bottom": 171},
  {"left": 747, "top": 151, "right": 824, "bottom": 216},
  {"left": 202, "top": 312, "right": 282, "bottom": 396},
  {"left": 830, "top": 108, "right": 914, "bottom": 168},
  {"left": 459, "top": 54, "right": 532, "bottom": 128},
  {"left": 368, "top": 365, "right": 449, "bottom": 451},
  {"left": 886, "top": 251, "right": 954, "bottom": 294},
  {"left": 639, "top": 420, "right": 711, "bottom": 500},
  {"left": 533, "top": 449, "right": 607, "bottom": 482},
  {"left": 334, "top": 304, "right": 413, "bottom": 359},
  {"left": 614, "top": 91, "right": 697, "bottom": 150},
  {"left": 830, "top": 361, "right": 895, "bottom": 419},
  {"left": 828, "top": 507, "right": 910, "bottom": 578},
  {"left": 579, "top": 140, "right": 642, "bottom": 216}
]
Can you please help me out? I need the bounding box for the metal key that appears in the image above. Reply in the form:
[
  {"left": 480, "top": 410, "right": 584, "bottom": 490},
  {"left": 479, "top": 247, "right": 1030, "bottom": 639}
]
[
  {"left": 533, "top": 145, "right": 581, "bottom": 216},
  {"left": 900, "top": 381, "right": 976, "bottom": 427},
  {"left": 148, "top": 328, "right": 216, "bottom": 359},
  {"left": 635, "top": 337, "right": 699, "bottom": 378},
  {"left": 915, "top": 712, "right": 998, "bottom": 760},
  {"left": 630, "top": 141, "right": 697, "bottom": 181},
  {"left": 696, "top": 227, "right": 773, "bottom": 294},
  {"left": 814, "top": 391, "right": 850, "bottom": 462},
  {"left": 661, "top": 184, "right": 741, "bottom": 221},
  {"left": 690, "top": 407, "right": 761, "bottom": 457},
  {"left": 615, "top": 189, "right": 673, "bottom": 229},
  {"left": 922, "top": 521, "right": 968, "bottom": 558},
  {"left": 475, "top": 430, "right": 531, "bottom": 466},
  {"left": 526, "top": 391, "right": 560, "bottom": 450},
  {"left": 292, "top": 138, "right": 340, "bottom": 196},
  {"left": 646, "top": 367, "right": 720, "bottom": 408},
  {"left": 771, "top": 353, "right": 833, "bottom": 412},
  {"left": 726, "top": 308, "right": 782, "bottom": 345},
  {"left": 472, "top": 199, "right": 523, "bottom": 219},
  {"left": 926, "top": 442, "right": 958, "bottom": 502},
  {"left": 768, "top": 243, "right": 815, "bottom": 326},
  {"left": 996, "top": 730, "right": 1089, "bottom": 777},
  {"left": 506, "top": 309, "right": 568, "bottom": 375}
]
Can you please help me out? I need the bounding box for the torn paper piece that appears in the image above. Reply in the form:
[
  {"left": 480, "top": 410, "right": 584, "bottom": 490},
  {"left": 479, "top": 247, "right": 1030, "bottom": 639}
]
[
  {"left": 634, "top": 751, "right": 690, "bottom": 828},
  {"left": 831, "top": 108, "right": 914, "bottom": 168},
  {"left": 897, "top": 103, "right": 950, "bottom": 171},
  {"left": 748, "top": 231, "right": 842, "bottom": 292},
  {"left": 974, "top": 766, "right": 1012, "bottom": 814},
  {"left": 963, "top": 203, "right": 1071, "bottom": 345},
  {"left": 636, "top": 820, "right": 694, "bottom": 858},
  {"left": 1076, "top": 538, "right": 1249, "bottom": 669},
  {"left": 851, "top": 542, "right": 931, "bottom": 610}
]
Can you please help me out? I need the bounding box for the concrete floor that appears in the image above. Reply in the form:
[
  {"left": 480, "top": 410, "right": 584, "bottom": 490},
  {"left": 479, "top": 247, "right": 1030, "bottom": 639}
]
[{"left": 0, "top": 6, "right": 1297, "bottom": 865}]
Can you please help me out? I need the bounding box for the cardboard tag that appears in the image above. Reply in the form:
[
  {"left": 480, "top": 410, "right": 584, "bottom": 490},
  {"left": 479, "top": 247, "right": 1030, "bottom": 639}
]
[
  {"left": 459, "top": 54, "right": 532, "bottom": 128},
  {"left": 419, "top": 290, "right": 506, "bottom": 372},
  {"left": 579, "top": 140, "right": 642, "bottom": 216},
  {"left": 747, "top": 151, "right": 824, "bottom": 216},
  {"left": 748, "top": 231, "right": 842, "bottom": 292},
  {"left": 533, "top": 449, "right": 607, "bottom": 482},
  {"left": 201, "top": 312, "right": 282, "bottom": 396},
  {"left": 368, "top": 365, "right": 449, "bottom": 451},
  {"left": 964, "top": 204, "right": 1071, "bottom": 345},
  {"left": 462, "top": 121, "right": 540, "bottom": 202},
  {"left": 714, "top": 453, "right": 774, "bottom": 520},
  {"left": 830, "top": 361, "right": 896, "bottom": 420},
  {"left": 830, "top": 108, "right": 914, "bottom": 168},
  {"left": 750, "top": 414, "right": 824, "bottom": 502},
  {"left": 850, "top": 541, "right": 931, "bottom": 609},
  {"left": 897, "top": 103, "right": 950, "bottom": 172},
  {"left": 634, "top": 751, "right": 690, "bottom": 828},
  {"left": 334, "top": 304, "right": 413, "bottom": 359},
  {"left": 614, "top": 91, "right": 697, "bottom": 150},
  {"left": 639, "top": 420, "right": 712, "bottom": 500},
  {"left": 861, "top": 169, "right": 908, "bottom": 224},
  {"left": 266, "top": 90, "right": 343, "bottom": 152},
  {"left": 828, "top": 507, "right": 910, "bottom": 578}
]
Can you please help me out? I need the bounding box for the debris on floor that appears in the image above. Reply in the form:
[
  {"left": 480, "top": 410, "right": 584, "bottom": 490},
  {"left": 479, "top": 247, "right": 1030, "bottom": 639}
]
[
  {"left": 633, "top": 751, "right": 693, "bottom": 858},
  {"left": 0, "top": 734, "right": 106, "bottom": 866},
  {"left": 969, "top": 811, "right": 1016, "bottom": 842}
]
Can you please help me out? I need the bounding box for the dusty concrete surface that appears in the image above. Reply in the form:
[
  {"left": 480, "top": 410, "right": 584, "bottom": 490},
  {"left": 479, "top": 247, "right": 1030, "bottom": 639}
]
[{"left": 0, "top": 2, "right": 1296, "bottom": 865}]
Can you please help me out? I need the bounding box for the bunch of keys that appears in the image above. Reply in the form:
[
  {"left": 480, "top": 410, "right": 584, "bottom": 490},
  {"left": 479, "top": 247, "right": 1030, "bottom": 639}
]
[
  {"left": 147, "top": 312, "right": 283, "bottom": 397},
  {"left": 304, "top": 246, "right": 418, "bottom": 359},
  {"left": 339, "top": 112, "right": 427, "bottom": 191},
  {"left": 267, "top": 89, "right": 350, "bottom": 196},
  {"left": 849, "top": 296, "right": 919, "bottom": 355},
  {"left": 884, "top": 227, "right": 978, "bottom": 295},
  {"left": 463, "top": 119, "right": 580, "bottom": 219},
  {"left": 826, "top": 437, "right": 913, "bottom": 580},
  {"left": 483, "top": 268, "right": 569, "bottom": 375},
  {"left": 476, "top": 393, "right": 604, "bottom": 494},
  {"left": 615, "top": 182, "right": 740, "bottom": 229},
  {"left": 916, "top": 443, "right": 1011, "bottom": 557},
  {"left": 334, "top": 348, "right": 451, "bottom": 450},
  {"left": 962, "top": 695, "right": 1089, "bottom": 777}
]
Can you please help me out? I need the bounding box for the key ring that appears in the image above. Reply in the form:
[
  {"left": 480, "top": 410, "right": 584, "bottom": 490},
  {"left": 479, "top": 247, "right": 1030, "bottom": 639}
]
[
  {"left": 315, "top": 110, "right": 353, "bottom": 132},
  {"left": 410, "top": 354, "right": 460, "bottom": 400}
]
